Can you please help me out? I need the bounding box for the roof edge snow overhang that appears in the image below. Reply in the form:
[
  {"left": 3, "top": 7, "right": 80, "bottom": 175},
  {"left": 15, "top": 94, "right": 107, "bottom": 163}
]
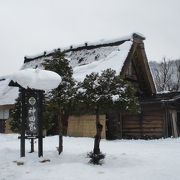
[
  {"left": 141, "top": 91, "right": 180, "bottom": 103},
  {"left": 24, "top": 33, "right": 145, "bottom": 63}
]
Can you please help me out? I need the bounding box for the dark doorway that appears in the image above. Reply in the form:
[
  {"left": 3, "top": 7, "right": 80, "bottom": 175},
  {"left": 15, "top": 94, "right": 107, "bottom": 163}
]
[
  {"left": 0, "top": 119, "right": 5, "bottom": 133},
  {"left": 106, "top": 113, "right": 122, "bottom": 140}
]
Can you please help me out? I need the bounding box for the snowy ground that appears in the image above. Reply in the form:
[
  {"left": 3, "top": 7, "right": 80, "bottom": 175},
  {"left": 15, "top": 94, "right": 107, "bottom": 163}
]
[{"left": 0, "top": 134, "right": 180, "bottom": 180}]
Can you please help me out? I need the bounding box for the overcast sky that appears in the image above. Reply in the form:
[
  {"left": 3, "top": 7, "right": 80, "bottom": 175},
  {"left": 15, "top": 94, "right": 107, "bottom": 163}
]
[{"left": 0, "top": 0, "right": 180, "bottom": 76}]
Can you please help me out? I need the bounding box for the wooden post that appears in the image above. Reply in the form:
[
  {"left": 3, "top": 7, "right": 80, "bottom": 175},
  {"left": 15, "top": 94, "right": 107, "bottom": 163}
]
[
  {"left": 118, "top": 112, "right": 123, "bottom": 139},
  {"left": 58, "top": 108, "right": 63, "bottom": 155},
  {"left": 20, "top": 88, "right": 26, "bottom": 157},
  {"left": 38, "top": 91, "right": 43, "bottom": 157},
  {"left": 30, "top": 138, "right": 34, "bottom": 153},
  {"left": 93, "top": 106, "right": 103, "bottom": 154},
  {"left": 58, "top": 133, "right": 63, "bottom": 154}
]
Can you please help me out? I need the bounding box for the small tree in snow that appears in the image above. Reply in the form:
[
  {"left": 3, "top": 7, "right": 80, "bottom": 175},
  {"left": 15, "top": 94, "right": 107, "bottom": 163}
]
[
  {"left": 81, "top": 69, "right": 139, "bottom": 164},
  {"left": 111, "top": 75, "right": 139, "bottom": 113},
  {"left": 44, "top": 49, "right": 78, "bottom": 154}
]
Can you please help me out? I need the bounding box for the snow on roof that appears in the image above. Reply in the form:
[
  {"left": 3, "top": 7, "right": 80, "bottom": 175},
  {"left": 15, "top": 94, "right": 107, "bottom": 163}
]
[
  {"left": 73, "top": 41, "right": 132, "bottom": 81},
  {"left": 21, "top": 38, "right": 133, "bottom": 81},
  {"left": 10, "top": 68, "right": 61, "bottom": 91},
  {"left": 24, "top": 32, "right": 144, "bottom": 61},
  {"left": 0, "top": 79, "right": 19, "bottom": 106},
  {"left": 21, "top": 56, "right": 46, "bottom": 70},
  {"left": 0, "top": 33, "right": 139, "bottom": 106}
]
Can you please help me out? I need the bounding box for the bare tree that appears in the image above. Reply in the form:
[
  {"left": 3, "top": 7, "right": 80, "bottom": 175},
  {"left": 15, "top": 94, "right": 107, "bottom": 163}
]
[
  {"left": 172, "top": 60, "right": 180, "bottom": 91},
  {"left": 153, "top": 57, "right": 173, "bottom": 91}
]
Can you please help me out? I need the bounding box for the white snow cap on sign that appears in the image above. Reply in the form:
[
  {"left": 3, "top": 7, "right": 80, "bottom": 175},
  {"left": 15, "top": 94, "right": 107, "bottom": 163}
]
[
  {"left": 0, "top": 79, "right": 19, "bottom": 105},
  {"left": 10, "top": 68, "right": 61, "bottom": 90}
]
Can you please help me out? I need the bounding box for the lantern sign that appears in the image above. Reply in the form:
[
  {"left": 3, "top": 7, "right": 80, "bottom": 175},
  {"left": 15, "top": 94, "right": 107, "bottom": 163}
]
[{"left": 26, "top": 95, "right": 38, "bottom": 134}]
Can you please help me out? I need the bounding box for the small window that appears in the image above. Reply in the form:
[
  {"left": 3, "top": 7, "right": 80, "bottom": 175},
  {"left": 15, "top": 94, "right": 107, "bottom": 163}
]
[{"left": 0, "top": 109, "right": 9, "bottom": 119}]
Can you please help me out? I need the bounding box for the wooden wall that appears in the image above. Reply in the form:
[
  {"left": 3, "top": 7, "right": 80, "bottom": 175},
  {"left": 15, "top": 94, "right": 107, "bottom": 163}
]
[
  {"left": 0, "top": 105, "right": 14, "bottom": 134},
  {"left": 122, "top": 104, "right": 164, "bottom": 139},
  {"left": 67, "top": 115, "right": 106, "bottom": 139},
  {"left": 141, "top": 104, "right": 164, "bottom": 138},
  {"left": 122, "top": 114, "right": 142, "bottom": 138}
]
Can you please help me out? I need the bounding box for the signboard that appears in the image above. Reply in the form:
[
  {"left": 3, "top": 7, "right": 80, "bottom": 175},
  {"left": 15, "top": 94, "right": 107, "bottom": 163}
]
[
  {"left": 9, "top": 81, "right": 44, "bottom": 157},
  {"left": 26, "top": 93, "right": 38, "bottom": 134}
]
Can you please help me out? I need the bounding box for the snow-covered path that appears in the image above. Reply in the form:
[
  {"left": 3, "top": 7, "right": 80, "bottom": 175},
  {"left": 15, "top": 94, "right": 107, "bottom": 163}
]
[{"left": 0, "top": 134, "right": 180, "bottom": 180}]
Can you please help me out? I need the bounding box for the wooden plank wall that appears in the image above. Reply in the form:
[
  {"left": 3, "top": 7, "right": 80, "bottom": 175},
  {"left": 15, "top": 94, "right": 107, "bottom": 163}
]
[
  {"left": 141, "top": 105, "right": 164, "bottom": 138},
  {"left": 122, "top": 104, "right": 164, "bottom": 139},
  {"left": 122, "top": 114, "right": 142, "bottom": 138}
]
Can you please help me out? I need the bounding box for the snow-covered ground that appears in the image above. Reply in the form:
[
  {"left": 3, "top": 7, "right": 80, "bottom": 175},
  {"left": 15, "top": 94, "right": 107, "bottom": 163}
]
[{"left": 0, "top": 134, "right": 180, "bottom": 180}]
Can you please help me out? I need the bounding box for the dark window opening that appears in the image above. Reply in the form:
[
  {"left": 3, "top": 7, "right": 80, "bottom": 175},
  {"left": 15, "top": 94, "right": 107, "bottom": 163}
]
[{"left": 0, "top": 119, "right": 5, "bottom": 133}]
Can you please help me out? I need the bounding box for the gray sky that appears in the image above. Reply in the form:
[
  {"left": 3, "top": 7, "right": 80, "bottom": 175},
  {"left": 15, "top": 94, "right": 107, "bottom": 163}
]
[{"left": 0, "top": 0, "right": 180, "bottom": 76}]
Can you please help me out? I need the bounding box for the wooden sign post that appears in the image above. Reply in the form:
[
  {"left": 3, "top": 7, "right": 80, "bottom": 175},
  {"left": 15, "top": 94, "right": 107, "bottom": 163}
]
[
  {"left": 8, "top": 68, "right": 61, "bottom": 158},
  {"left": 9, "top": 81, "right": 44, "bottom": 157},
  {"left": 20, "top": 88, "right": 44, "bottom": 157}
]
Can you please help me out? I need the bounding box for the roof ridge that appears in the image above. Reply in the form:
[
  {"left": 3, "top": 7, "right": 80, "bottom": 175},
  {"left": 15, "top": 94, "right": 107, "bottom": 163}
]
[{"left": 24, "top": 32, "right": 145, "bottom": 63}]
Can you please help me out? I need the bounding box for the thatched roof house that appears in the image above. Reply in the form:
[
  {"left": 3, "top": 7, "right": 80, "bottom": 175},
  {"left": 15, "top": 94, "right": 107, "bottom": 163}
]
[{"left": 0, "top": 33, "right": 179, "bottom": 139}]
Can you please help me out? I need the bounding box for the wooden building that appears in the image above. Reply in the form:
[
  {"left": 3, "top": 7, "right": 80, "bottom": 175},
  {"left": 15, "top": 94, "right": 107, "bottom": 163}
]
[
  {"left": 0, "top": 79, "right": 18, "bottom": 133},
  {"left": 139, "top": 92, "right": 180, "bottom": 138},
  {"left": 0, "top": 33, "right": 180, "bottom": 139},
  {"left": 0, "top": 105, "right": 13, "bottom": 133},
  {"left": 106, "top": 92, "right": 180, "bottom": 139}
]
